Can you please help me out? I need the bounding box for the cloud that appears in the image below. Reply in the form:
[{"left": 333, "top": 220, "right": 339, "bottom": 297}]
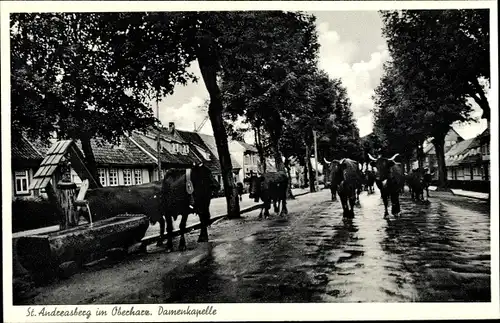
[{"left": 317, "top": 21, "right": 389, "bottom": 135}]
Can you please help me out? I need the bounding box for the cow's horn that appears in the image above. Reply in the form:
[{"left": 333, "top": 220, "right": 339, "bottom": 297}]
[
  {"left": 339, "top": 158, "right": 346, "bottom": 164},
  {"left": 323, "top": 158, "right": 332, "bottom": 165},
  {"left": 388, "top": 153, "right": 400, "bottom": 161},
  {"left": 368, "top": 153, "right": 377, "bottom": 161}
]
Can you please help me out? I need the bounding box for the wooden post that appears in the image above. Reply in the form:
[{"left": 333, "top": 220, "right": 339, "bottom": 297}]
[{"left": 56, "top": 182, "right": 78, "bottom": 230}]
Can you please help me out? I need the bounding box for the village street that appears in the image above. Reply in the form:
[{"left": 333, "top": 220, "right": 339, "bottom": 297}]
[{"left": 19, "top": 188, "right": 490, "bottom": 305}]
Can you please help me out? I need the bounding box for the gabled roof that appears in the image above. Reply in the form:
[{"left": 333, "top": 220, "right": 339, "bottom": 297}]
[
  {"left": 445, "top": 138, "right": 475, "bottom": 158},
  {"left": 11, "top": 136, "right": 44, "bottom": 167},
  {"left": 177, "top": 130, "right": 221, "bottom": 173},
  {"left": 30, "top": 140, "right": 99, "bottom": 190},
  {"left": 131, "top": 132, "right": 203, "bottom": 167},
  {"left": 237, "top": 141, "right": 258, "bottom": 153},
  {"left": 197, "top": 133, "right": 242, "bottom": 169},
  {"left": 74, "top": 137, "right": 157, "bottom": 167}
]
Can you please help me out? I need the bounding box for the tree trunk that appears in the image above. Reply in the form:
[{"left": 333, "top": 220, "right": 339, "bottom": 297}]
[
  {"left": 470, "top": 78, "right": 490, "bottom": 122},
  {"left": 305, "top": 145, "right": 315, "bottom": 193},
  {"left": 80, "top": 133, "right": 101, "bottom": 187},
  {"left": 432, "top": 135, "right": 449, "bottom": 191},
  {"left": 196, "top": 31, "right": 240, "bottom": 219},
  {"left": 284, "top": 157, "right": 295, "bottom": 200},
  {"left": 270, "top": 131, "right": 285, "bottom": 172},
  {"left": 254, "top": 126, "right": 266, "bottom": 173}
]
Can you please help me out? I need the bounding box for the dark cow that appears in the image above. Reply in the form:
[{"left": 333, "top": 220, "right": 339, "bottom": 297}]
[
  {"left": 82, "top": 181, "right": 162, "bottom": 224},
  {"left": 159, "top": 164, "right": 220, "bottom": 251},
  {"left": 81, "top": 163, "right": 219, "bottom": 252},
  {"left": 408, "top": 168, "right": 426, "bottom": 201},
  {"left": 324, "top": 158, "right": 341, "bottom": 201},
  {"left": 248, "top": 172, "right": 289, "bottom": 219},
  {"left": 236, "top": 182, "right": 244, "bottom": 201},
  {"left": 364, "top": 169, "right": 376, "bottom": 193},
  {"left": 325, "top": 158, "right": 361, "bottom": 217},
  {"left": 369, "top": 153, "right": 404, "bottom": 217}
]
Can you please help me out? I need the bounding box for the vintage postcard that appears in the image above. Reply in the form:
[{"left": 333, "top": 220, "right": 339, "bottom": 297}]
[{"left": 2, "top": 0, "right": 499, "bottom": 322}]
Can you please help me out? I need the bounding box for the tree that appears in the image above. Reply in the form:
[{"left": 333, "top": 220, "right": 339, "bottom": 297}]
[
  {"left": 219, "top": 11, "right": 319, "bottom": 173},
  {"left": 379, "top": 10, "right": 483, "bottom": 188},
  {"left": 380, "top": 9, "right": 490, "bottom": 121},
  {"left": 11, "top": 13, "right": 196, "bottom": 182}
]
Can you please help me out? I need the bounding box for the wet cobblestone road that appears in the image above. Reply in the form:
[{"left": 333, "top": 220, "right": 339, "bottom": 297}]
[
  {"left": 22, "top": 189, "right": 490, "bottom": 304},
  {"left": 164, "top": 190, "right": 490, "bottom": 303}
]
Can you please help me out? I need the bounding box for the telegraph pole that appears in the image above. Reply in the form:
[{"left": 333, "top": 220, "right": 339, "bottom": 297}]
[{"left": 313, "top": 130, "right": 319, "bottom": 191}]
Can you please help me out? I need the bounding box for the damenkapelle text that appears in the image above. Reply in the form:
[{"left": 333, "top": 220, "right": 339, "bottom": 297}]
[{"left": 158, "top": 305, "right": 217, "bottom": 317}]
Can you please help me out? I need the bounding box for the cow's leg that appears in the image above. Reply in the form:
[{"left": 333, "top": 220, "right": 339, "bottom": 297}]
[
  {"left": 331, "top": 186, "right": 337, "bottom": 201},
  {"left": 381, "top": 191, "right": 389, "bottom": 217},
  {"left": 263, "top": 198, "right": 271, "bottom": 218},
  {"left": 165, "top": 216, "right": 174, "bottom": 251},
  {"left": 391, "top": 192, "right": 401, "bottom": 216},
  {"left": 348, "top": 194, "right": 356, "bottom": 218},
  {"left": 280, "top": 198, "right": 288, "bottom": 216},
  {"left": 426, "top": 186, "right": 430, "bottom": 198},
  {"left": 340, "top": 194, "right": 349, "bottom": 217},
  {"left": 198, "top": 209, "right": 210, "bottom": 242},
  {"left": 178, "top": 213, "right": 188, "bottom": 251},
  {"left": 258, "top": 208, "right": 264, "bottom": 219},
  {"left": 273, "top": 199, "right": 280, "bottom": 214},
  {"left": 157, "top": 216, "right": 166, "bottom": 247}
]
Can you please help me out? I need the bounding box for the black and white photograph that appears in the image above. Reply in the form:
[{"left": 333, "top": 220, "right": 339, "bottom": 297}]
[{"left": 2, "top": 0, "right": 499, "bottom": 321}]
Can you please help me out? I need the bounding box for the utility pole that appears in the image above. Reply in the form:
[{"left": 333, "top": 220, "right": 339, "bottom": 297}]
[
  {"left": 156, "top": 94, "right": 162, "bottom": 181},
  {"left": 313, "top": 129, "right": 319, "bottom": 191}
]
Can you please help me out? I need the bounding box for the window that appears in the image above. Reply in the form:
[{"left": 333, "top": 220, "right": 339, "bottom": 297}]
[
  {"left": 134, "top": 169, "right": 143, "bottom": 185},
  {"left": 98, "top": 168, "right": 107, "bottom": 186},
  {"left": 123, "top": 169, "right": 132, "bottom": 186},
  {"left": 14, "top": 170, "right": 29, "bottom": 195},
  {"left": 109, "top": 169, "right": 118, "bottom": 186},
  {"left": 473, "top": 167, "right": 480, "bottom": 176},
  {"left": 244, "top": 155, "right": 250, "bottom": 164}
]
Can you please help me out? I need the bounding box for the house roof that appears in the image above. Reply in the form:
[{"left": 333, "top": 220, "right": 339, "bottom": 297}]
[
  {"left": 177, "top": 130, "right": 222, "bottom": 173},
  {"left": 459, "top": 154, "right": 482, "bottom": 166},
  {"left": 11, "top": 136, "right": 44, "bottom": 166},
  {"left": 445, "top": 138, "right": 475, "bottom": 158},
  {"left": 131, "top": 132, "right": 203, "bottom": 167},
  {"left": 30, "top": 140, "right": 99, "bottom": 190},
  {"left": 237, "top": 141, "right": 258, "bottom": 153},
  {"left": 197, "top": 133, "right": 242, "bottom": 169},
  {"left": 74, "top": 137, "right": 157, "bottom": 167}
]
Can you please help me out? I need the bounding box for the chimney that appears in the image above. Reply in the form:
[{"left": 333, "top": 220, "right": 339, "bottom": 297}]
[{"left": 168, "top": 122, "right": 175, "bottom": 134}]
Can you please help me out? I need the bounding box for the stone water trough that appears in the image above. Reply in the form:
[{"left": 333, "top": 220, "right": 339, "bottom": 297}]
[{"left": 16, "top": 214, "right": 149, "bottom": 282}]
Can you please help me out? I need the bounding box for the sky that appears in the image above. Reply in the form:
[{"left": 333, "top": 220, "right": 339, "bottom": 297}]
[{"left": 154, "top": 11, "right": 488, "bottom": 144}]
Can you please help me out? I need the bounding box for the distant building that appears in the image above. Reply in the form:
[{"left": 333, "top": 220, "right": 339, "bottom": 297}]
[
  {"left": 11, "top": 136, "right": 44, "bottom": 199},
  {"left": 412, "top": 127, "right": 464, "bottom": 179},
  {"left": 228, "top": 140, "right": 260, "bottom": 182}
]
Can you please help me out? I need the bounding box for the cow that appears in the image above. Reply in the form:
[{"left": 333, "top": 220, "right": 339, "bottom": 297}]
[
  {"left": 408, "top": 168, "right": 426, "bottom": 201},
  {"left": 324, "top": 158, "right": 342, "bottom": 201},
  {"left": 364, "top": 169, "right": 376, "bottom": 193},
  {"left": 159, "top": 163, "right": 220, "bottom": 251},
  {"left": 248, "top": 172, "right": 289, "bottom": 219},
  {"left": 236, "top": 182, "right": 244, "bottom": 201},
  {"left": 325, "top": 158, "right": 361, "bottom": 218},
  {"left": 81, "top": 181, "right": 162, "bottom": 224},
  {"left": 368, "top": 153, "right": 404, "bottom": 218},
  {"left": 81, "top": 163, "right": 219, "bottom": 252}
]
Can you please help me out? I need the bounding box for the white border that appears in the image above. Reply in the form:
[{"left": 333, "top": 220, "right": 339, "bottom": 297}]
[{"left": 2, "top": 1, "right": 499, "bottom": 322}]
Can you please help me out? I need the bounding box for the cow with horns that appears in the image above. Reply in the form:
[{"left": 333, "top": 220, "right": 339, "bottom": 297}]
[
  {"left": 368, "top": 153, "right": 404, "bottom": 217},
  {"left": 324, "top": 158, "right": 363, "bottom": 217}
]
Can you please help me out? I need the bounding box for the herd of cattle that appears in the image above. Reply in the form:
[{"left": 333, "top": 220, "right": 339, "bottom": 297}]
[{"left": 80, "top": 155, "right": 432, "bottom": 252}]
